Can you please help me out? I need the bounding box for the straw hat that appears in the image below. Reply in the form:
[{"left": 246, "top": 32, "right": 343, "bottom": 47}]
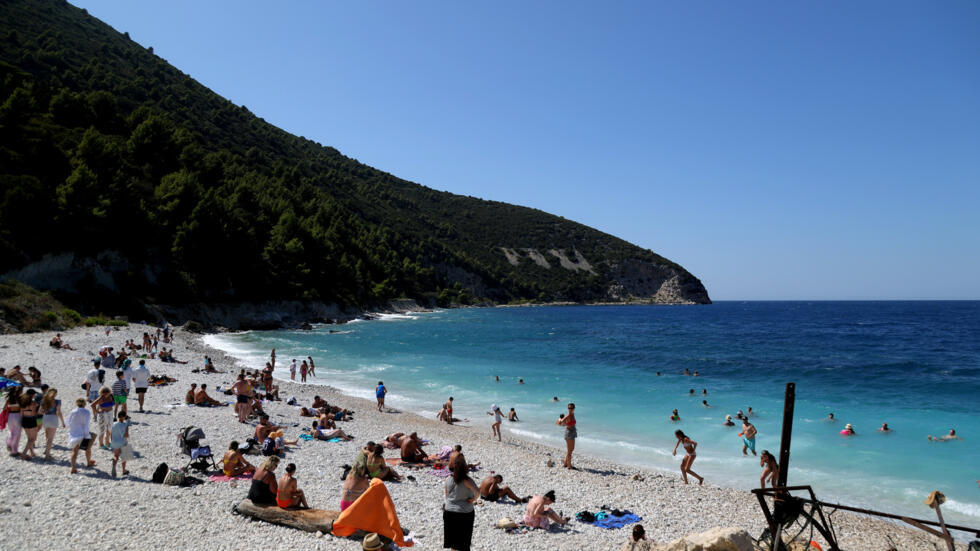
[
  {"left": 725, "top": 414, "right": 732, "bottom": 420},
  {"left": 362, "top": 533, "right": 383, "bottom": 550}
]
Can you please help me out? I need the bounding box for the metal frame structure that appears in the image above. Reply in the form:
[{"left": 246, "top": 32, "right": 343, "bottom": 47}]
[{"left": 753, "top": 383, "right": 979, "bottom": 551}]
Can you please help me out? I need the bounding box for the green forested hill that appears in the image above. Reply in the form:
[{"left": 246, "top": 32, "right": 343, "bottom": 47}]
[{"left": 0, "top": 0, "right": 709, "bottom": 315}]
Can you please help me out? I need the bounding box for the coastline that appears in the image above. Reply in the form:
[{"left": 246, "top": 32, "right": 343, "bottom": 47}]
[{"left": 0, "top": 325, "right": 964, "bottom": 550}]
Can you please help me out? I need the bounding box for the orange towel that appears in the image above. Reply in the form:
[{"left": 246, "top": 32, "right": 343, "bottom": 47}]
[{"left": 331, "top": 478, "right": 413, "bottom": 547}]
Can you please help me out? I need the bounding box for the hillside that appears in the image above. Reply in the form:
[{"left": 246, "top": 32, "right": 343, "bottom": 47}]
[{"left": 0, "top": 0, "right": 709, "bottom": 322}]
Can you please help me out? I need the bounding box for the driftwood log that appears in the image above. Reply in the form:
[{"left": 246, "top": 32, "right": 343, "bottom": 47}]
[{"left": 233, "top": 499, "right": 342, "bottom": 533}]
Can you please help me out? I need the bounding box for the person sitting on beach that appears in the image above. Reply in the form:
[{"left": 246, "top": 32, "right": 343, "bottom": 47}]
[
  {"left": 49, "top": 333, "right": 74, "bottom": 350},
  {"left": 185, "top": 383, "right": 197, "bottom": 405},
  {"left": 446, "top": 444, "right": 480, "bottom": 472},
  {"left": 312, "top": 396, "right": 329, "bottom": 409},
  {"left": 879, "top": 422, "right": 892, "bottom": 432},
  {"left": 277, "top": 463, "right": 309, "bottom": 509},
  {"left": 6, "top": 365, "right": 28, "bottom": 385},
  {"left": 194, "top": 384, "right": 223, "bottom": 407},
  {"left": 311, "top": 420, "right": 353, "bottom": 441},
  {"left": 365, "top": 446, "right": 402, "bottom": 481},
  {"left": 739, "top": 419, "right": 757, "bottom": 455},
  {"left": 221, "top": 441, "right": 255, "bottom": 477},
  {"left": 723, "top": 415, "right": 735, "bottom": 426},
  {"left": 250, "top": 395, "right": 266, "bottom": 418},
  {"left": 508, "top": 408, "right": 519, "bottom": 422},
  {"left": 255, "top": 415, "right": 281, "bottom": 443},
  {"left": 928, "top": 429, "right": 961, "bottom": 442},
  {"left": 840, "top": 423, "right": 856, "bottom": 436},
  {"left": 247, "top": 456, "right": 279, "bottom": 505},
  {"left": 271, "top": 430, "right": 299, "bottom": 450},
  {"left": 318, "top": 409, "right": 339, "bottom": 430},
  {"left": 670, "top": 409, "right": 680, "bottom": 421},
  {"left": 203, "top": 356, "right": 218, "bottom": 373},
  {"left": 341, "top": 444, "right": 373, "bottom": 511},
  {"left": 523, "top": 490, "right": 568, "bottom": 529},
  {"left": 400, "top": 432, "right": 427, "bottom": 463},
  {"left": 479, "top": 474, "right": 528, "bottom": 503},
  {"left": 25, "top": 366, "right": 43, "bottom": 387},
  {"left": 760, "top": 450, "right": 779, "bottom": 488}
]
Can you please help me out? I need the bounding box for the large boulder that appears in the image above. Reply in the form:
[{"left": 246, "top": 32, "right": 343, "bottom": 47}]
[{"left": 661, "top": 526, "right": 757, "bottom": 551}]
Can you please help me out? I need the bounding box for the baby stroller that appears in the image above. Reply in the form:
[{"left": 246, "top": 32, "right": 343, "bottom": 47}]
[{"left": 178, "top": 426, "right": 216, "bottom": 473}]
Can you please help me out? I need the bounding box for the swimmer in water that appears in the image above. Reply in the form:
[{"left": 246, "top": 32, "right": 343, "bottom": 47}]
[
  {"left": 746, "top": 407, "right": 754, "bottom": 416},
  {"left": 689, "top": 389, "right": 695, "bottom": 395},
  {"left": 702, "top": 389, "right": 707, "bottom": 395},
  {"left": 841, "top": 423, "right": 855, "bottom": 436},
  {"left": 551, "top": 396, "right": 559, "bottom": 402},
  {"left": 692, "top": 371, "right": 699, "bottom": 377},
  {"left": 495, "top": 376, "right": 499, "bottom": 382},
  {"left": 826, "top": 412, "right": 835, "bottom": 422},
  {"left": 682, "top": 368, "right": 690, "bottom": 376},
  {"left": 878, "top": 423, "right": 891, "bottom": 432},
  {"left": 702, "top": 400, "right": 711, "bottom": 408},
  {"left": 656, "top": 372, "right": 661, "bottom": 376},
  {"left": 723, "top": 414, "right": 735, "bottom": 427},
  {"left": 927, "top": 429, "right": 961, "bottom": 442},
  {"left": 670, "top": 409, "right": 680, "bottom": 422},
  {"left": 518, "top": 379, "right": 524, "bottom": 384},
  {"left": 508, "top": 408, "right": 519, "bottom": 422}
]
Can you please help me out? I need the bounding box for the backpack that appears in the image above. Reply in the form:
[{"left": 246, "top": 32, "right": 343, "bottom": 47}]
[
  {"left": 261, "top": 438, "right": 276, "bottom": 456},
  {"left": 152, "top": 463, "right": 170, "bottom": 484}
]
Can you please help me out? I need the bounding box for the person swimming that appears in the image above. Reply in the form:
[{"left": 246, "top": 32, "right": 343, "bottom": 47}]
[
  {"left": 702, "top": 400, "right": 711, "bottom": 408},
  {"left": 927, "top": 429, "right": 961, "bottom": 442},
  {"left": 723, "top": 415, "right": 735, "bottom": 426},
  {"left": 840, "top": 423, "right": 855, "bottom": 436},
  {"left": 826, "top": 412, "right": 835, "bottom": 421},
  {"left": 551, "top": 396, "right": 559, "bottom": 402},
  {"left": 670, "top": 409, "right": 680, "bottom": 421},
  {"left": 879, "top": 422, "right": 892, "bottom": 432}
]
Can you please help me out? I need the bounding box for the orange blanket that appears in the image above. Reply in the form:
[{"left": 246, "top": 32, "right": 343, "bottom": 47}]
[{"left": 331, "top": 478, "right": 412, "bottom": 547}]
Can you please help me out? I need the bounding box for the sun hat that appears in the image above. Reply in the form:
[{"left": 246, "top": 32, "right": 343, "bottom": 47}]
[
  {"left": 845, "top": 423, "right": 853, "bottom": 430},
  {"left": 725, "top": 414, "right": 732, "bottom": 420},
  {"left": 491, "top": 404, "right": 499, "bottom": 411},
  {"left": 362, "top": 533, "right": 383, "bottom": 550}
]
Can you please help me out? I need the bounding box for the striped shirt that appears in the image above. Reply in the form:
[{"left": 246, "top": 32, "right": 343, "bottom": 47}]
[{"left": 111, "top": 378, "right": 129, "bottom": 396}]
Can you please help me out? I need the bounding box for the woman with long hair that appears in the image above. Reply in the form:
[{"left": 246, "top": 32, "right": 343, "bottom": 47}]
[
  {"left": 672, "top": 430, "right": 703, "bottom": 485},
  {"left": 556, "top": 402, "right": 577, "bottom": 469},
  {"left": 19, "top": 391, "right": 41, "bottom": 459},
  {"left": 4, "top": 387, "right": 23, "bottom": 457},
  {"left": 443, "top": 454, "right": 479, "bottom": 551},
  {"left": 40, "top": 388, "right": 65, "bottom": 458},
  {"left": 760, "top": 450, "right": 779, "bottom": 488}
]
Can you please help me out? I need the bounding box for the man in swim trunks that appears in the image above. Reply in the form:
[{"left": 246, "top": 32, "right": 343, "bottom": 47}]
[
  {"left": 479, "top": 474, "right": 527, "bottom": 503},
  {"left": 194, "top": 384, "right": 223, "bottom": 407},
  {"left": 255, "top": 414, "right": 281, "bottom": 443},
  {"left": 400, "top": 432, "right": 427, "bottom": 463},
  {"left": 739, "top": 419, "right": 757, "bottom": 456},
  {"left": 444, "top": 397, "right": 454, "bottom": 425},
  {"left": 231, "top": 374, "right": 252, "bottom": 423}
]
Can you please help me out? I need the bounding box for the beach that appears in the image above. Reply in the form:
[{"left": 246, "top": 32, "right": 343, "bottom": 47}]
[{"left": 0, "top": 324, "right": 966, "bottom": 550}]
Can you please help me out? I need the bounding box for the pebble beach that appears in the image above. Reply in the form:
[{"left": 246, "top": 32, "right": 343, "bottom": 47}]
[{"left": 0, "top": 324, "right": 964, "bottom": 550}]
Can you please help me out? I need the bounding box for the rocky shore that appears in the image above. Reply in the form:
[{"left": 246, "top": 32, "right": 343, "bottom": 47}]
[{"left": 0, "top": 325, "right": 960, "bottom": 550}]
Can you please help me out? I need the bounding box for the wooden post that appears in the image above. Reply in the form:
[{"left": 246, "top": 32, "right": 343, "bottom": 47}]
[
  {"left": 777, "top": 382, "right": 795, "bottom": 488},
  {"left": 932, "top": 500, "right": 955, "bottom": 551}
]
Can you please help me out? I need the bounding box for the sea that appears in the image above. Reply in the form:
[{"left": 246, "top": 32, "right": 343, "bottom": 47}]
[{"left": 204, "top": 301, "right": 980, "bottom": 530}]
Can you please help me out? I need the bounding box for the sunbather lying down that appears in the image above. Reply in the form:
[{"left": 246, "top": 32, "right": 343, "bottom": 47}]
[{"left": 311, "top": 421, "right": 353, "bottom": 441}]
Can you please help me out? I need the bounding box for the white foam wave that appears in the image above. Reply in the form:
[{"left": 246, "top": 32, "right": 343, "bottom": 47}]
[
  {"left": 941, "top": 498, "right": 980, "bottom": 518},
  {"left": 376, "top": 313, "right": 420, "bottom": 321}
]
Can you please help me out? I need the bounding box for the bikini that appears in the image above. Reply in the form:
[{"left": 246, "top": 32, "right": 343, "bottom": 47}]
[{"left": 276, "top": 474, "right": 294, "bottom": 508}]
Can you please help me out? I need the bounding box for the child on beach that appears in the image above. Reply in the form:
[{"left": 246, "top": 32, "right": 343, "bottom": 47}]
[
  {"left": 67, "top": 398, "right": 95, "bottom": 473},
  {"left": 376, "top": 381, "right": 386, "bottom": 412},
  {"left": 110, "top": 411, "right": 131, "bottom": 477},
  {"left": 111, "top": 370, "right": 128, "bottom": 417},
  {"left": 487, "top": 404, "right": 503, "bottom": 441},
  {"left": 672, "top": 430, "right": 703, "bottom": 485}
]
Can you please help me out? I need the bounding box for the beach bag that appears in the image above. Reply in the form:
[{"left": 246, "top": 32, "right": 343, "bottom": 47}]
[
  {"left": 495, "top": 517, "right": 518, "bottom": 529},
  {"left": 576, "top": 511, "right": 596, "bottom": 523},
  {"left": 163, "top": 469, "right": 186, "bottom": 486},
  {"left": 0, "top": 406, "right": 8, "bottom": 430},
  {"left": 152, "top": 463, "right": 170, "bottom": 484}
]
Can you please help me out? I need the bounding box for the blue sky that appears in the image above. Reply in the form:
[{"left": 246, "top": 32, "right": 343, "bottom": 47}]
[{"left": 72, "top": 1, "right": 979, "bottom": 299}]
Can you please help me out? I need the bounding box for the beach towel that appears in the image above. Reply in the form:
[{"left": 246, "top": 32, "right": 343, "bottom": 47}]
[
  {"left": 331, "top": 478, "right": 413, "bottom": 547},
  {"left": 208, "top": 473, "right": 252, "bottom": 482},
  {"left": 299, "top": 433, "right": 313, "bottom": 441},
  {"left": 592, "top": 510, "right": 642, "bottom": 529}
]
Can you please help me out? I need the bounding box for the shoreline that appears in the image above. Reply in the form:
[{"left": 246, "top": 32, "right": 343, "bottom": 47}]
[{"left": 0, "top": 325, "right": 966, "bottom": 550}]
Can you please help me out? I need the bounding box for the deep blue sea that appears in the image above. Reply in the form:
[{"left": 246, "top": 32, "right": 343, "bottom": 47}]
[{"left": 205, "top": 302, "right": 980, "bottom": 528}]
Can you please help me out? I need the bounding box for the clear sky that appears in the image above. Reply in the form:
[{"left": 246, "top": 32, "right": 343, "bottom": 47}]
[{"left": 70, "top": 1, "right": 980, "bottom": 300}]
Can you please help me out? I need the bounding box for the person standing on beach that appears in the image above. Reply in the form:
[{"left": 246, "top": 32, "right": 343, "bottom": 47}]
[
  {"left": 443, "top": 454, "right": 479, "bottom": 551},
  {"left": 67, "top": 398, "right": 95, "bottom": 474},
  {"left": 92, "top": 387, "right": 114, "bottom": 449},
  {"left": 376, "top": 381, "right": 386, "bottom": 412},
  {"left": 760, "top": 450, "right": 779, "bottom": 488},
  {"left": 556, "top": 403, "right": 577, "bottom": 469},
  {"left": 487, "top": 404, "right": 503, "bottom": 441},
  {"left": 300, "top": 360, "right": 308, "bottom": 383},
  {"left": 672, "top": 430, "right": 703, "bottom": 485},
  {"left": 84, "top": 361, "right": 102, "bottom": 402},
  {"left": 289, "top": 359, "right": 297, "bottom": 381},
  {"left": 231, "top": 374, "right": 252, "bottom": 423},
  {"left": 130, "top": 359, "right": 150, "bottom": 413},
  {"left": 111, "top": 369, "right": 128, "bottom": 417},
  {"left": 444, "top": 397, "right": 455, "bottom": 425},
  {"left": 40, "top": 388, "right": 65, "bottom": 459},
  {"left": 739, "top": 419, "right": 757, "bottom": 456},
  {"left": 307, "top": 356, "right": 316, "bottom": 378},
  {"left": 4, "top": 387, "right": 23, "bottom": 457},
  {"left": 110, "top": 411, "right": 130, "bottom": 477},
  {"left": 270, "top": 348, "right": 276, "bottom": 368}
]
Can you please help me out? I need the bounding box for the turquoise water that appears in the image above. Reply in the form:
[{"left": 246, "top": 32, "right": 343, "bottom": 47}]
[{"left": 204, "top": 302, "right": 980, "bottom": 530}]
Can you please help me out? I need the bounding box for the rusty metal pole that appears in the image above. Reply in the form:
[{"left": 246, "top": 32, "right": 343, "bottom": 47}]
[{"left": 777, "top": 382, "right": 795, "bottom": 487}]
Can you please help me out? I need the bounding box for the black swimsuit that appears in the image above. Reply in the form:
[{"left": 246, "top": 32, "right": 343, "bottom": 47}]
[{"left": 247, "top": 473, "right": 276, "bottom": 505}]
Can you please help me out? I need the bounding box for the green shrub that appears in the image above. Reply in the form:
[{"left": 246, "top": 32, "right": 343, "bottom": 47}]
[
  {"left": 83, "top": 316, "right": 106, "bottom": 326},
  {"left": 43, "top": 310, "right": 58, "bottom": 323},
  {"left": 108, "top": 319, "right": 128, "bottom": 327},
  {"left": 62, "top": 308, "right": 82, "bottom": 322}
]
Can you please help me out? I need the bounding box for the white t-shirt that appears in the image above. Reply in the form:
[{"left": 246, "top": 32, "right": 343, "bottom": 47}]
[
  {"left": 86, "top": 368, "right": 101, "bottom": 389},
  {"left": 289, "top": 361, "right": 297, "bottom": 373},
  {"left": 67, "top": 407, "right": 91, "bottom": 439},
  {"left": 131, "top": 365, "right": 150, "bottom": 388},
  {"left": 493, "top": 409, "right": 502, "bottom": 423}
]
